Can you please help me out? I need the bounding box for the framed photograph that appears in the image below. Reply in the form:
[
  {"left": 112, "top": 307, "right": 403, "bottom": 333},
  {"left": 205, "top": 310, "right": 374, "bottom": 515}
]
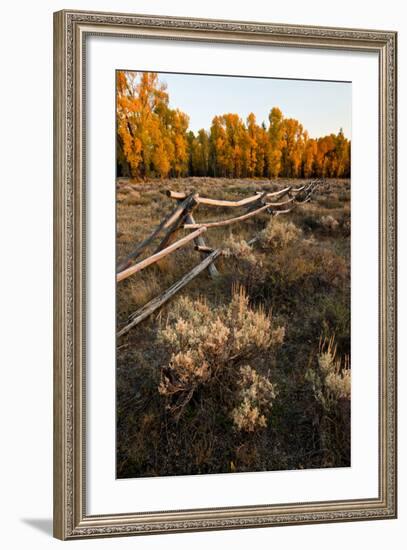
[{"left": 53, "top": 9, "right": 397, "bottom": 540}]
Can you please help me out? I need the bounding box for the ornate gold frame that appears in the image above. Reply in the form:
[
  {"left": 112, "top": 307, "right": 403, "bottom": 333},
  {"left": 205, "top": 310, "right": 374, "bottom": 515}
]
[{"left": 53, "top": 9, "right": 397, "bottom": 540}]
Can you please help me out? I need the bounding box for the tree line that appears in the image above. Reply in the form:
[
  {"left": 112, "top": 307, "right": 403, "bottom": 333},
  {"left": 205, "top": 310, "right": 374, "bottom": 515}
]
[{"left": 117, "top": 70, "right": 351, "bottom": 180}]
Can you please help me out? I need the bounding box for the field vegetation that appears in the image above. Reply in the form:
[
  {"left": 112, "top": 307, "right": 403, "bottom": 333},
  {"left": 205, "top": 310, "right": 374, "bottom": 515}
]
[{"left": 116, "top": 176, "right": 351, "bottom": 478}]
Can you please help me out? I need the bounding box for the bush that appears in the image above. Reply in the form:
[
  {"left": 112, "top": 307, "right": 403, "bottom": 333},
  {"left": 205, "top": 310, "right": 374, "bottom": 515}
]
[
  {"left": 259, "top": 219, "right": 302, "bottom": 250},
  {"left": 231, "top": 365, "right": 276, "bottom": 432},
  {"left": 300, "top": 211, "right": 346, "bottom": 236},
  {"left": 224, "top": 235, "right": 259, "bottom": 266},
  {"left": 222, "top": 234, "right": 265, "bottom": 291},
  {"left": 300, "top": 214, "right": 321, "bottom": 232},
  {"left": 338, "top": 209, "right": 351, "bottom": 237},
  {"left": 320, "top": 215, "right": 339, "bottom": 233},
  {"left": 306, "top": 335, "right": 350, "bottom": 411},
  {"left": 158, "top": 285, "right": 284, "bottom": 422},
  {"left": 305, "top": 335, "right": 351, "bottom": 466},
  {"left": 270, "top": 244, "right": 348, "bottom": 293}
]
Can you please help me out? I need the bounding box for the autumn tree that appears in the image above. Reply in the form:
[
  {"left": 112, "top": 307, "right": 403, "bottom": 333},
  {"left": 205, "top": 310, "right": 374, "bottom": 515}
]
[
  {"left": 117, "top": 71, "right": 351, "bottom": 180},
  {"left": 255, "top": 123, "right": 269, "bottom": 177},
  {"left": 267, "top": 107, "right": 284, "bottom": 177},
  {"left": 116, "top": 71, "right": 189, "bottom": 179},
  {"left": 333, "top": 129, "right": 351, "bottom": 177},
  {"left": 280, "top": 118, "right": 304, "bottom": 177},
  {"left": 189, "top": 129, "right": 210, "bottom": 176},
  {"left": 302, "top": 133, "right": 318, "bottom": 178},
  {"left": 209, "top": 116, "right": 228, "bottom": 177},
  {"left": 245, "top": 113, "right": 259, "bottom": 178},
  {"left": 116, "top": 71, "right": 143, "bottom": 177}
]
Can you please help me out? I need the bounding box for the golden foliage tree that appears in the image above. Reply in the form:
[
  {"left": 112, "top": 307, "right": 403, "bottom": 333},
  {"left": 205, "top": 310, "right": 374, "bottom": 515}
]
[
  {"left": 267, "top": 107, "right": 284, "bottom": 177},
  {"left": 117, "top": 71, "right": 351, "bottom": 179},
  {"left": 116, "top": 71, "right": 189, "bottom": 178}
]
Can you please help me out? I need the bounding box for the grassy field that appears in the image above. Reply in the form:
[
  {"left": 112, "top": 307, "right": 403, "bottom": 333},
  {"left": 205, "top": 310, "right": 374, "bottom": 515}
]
[{"left": 116, "top": 177, "right": 351, "bottom": 478}]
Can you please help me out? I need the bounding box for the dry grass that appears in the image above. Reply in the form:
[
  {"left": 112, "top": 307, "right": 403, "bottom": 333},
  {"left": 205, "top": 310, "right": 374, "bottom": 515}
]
[{"left": 116, "top": 177, "right": 351, "bottom": 477}]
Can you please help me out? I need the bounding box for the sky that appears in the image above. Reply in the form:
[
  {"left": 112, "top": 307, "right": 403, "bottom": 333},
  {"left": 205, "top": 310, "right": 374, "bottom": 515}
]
[{"left": 156, "top": 71, "right": 351, "bottom": 140}]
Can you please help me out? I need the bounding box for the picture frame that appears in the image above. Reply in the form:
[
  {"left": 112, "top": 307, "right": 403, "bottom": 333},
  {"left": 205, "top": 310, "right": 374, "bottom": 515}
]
[{"left": 53, "top": 9, "right": 397, "bottom": 540}]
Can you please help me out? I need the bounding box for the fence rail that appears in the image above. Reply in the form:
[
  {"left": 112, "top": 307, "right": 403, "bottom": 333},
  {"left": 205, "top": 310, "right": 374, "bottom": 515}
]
[
  {"left": 117, "top": 249, "right": 222, "bottom": 337},
  {"left": 117, "top": 179, "right": 323, "bottom": 335},
  {"left": 117, "top": 227, "right": 207, "bottom": 282}
]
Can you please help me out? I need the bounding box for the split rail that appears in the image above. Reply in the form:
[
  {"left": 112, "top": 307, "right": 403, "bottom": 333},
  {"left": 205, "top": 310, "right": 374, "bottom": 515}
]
[{"left": 117, "top": 179, "right": 323, "bottom": 337}]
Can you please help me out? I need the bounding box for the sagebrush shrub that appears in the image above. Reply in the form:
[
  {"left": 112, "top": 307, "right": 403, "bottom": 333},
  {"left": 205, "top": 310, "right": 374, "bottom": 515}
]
[
  {"left": 223, "top": 235, "right": 259, "bottom": 266},
  {"left": 320, "top": 214, "right": 339, "bottom": 232},
  {"left": 158, "top": 285, "right": 284, "bottom": 421},
  {"left": 231, "top": 365, "right": 276, "bottom": 432},
  {"left": 259, "top": 219, "right": 302, "bottom": 250},
  {"left": 305, "top": 335, "right": 351, "bottom": 467},
  {"left": 306, "top": 335, "right": 350, "bottom": 410},
  {"left": 271, "top": 244, "right": 348, "bottom": 291},
  {"left": 222, "top": 234, "right": 265, "bottom": 291}
]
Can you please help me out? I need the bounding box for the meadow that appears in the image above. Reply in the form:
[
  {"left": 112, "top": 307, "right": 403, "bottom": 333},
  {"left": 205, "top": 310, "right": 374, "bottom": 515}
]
[{"left": 116, "top": 176, "right": 350, "bottom": 478}]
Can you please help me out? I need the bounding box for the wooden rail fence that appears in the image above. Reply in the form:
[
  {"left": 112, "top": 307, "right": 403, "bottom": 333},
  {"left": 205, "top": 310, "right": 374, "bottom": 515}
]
[{"left": 117, "top": 179, "right": 323, "bottom": 336}]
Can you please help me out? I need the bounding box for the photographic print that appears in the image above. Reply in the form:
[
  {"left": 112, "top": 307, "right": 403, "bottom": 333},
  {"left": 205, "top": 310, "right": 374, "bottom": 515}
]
[{"left": 115, "top": 70, "right": 351, "bottom": 479}]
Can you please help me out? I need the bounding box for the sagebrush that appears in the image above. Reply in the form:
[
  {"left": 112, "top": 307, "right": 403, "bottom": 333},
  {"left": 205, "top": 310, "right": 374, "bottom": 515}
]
[{"left": 158, "top": 286, "right": 283, "bottom": 426}]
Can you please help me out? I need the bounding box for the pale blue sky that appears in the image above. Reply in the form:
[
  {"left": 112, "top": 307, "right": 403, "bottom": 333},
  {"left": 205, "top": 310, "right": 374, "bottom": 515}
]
[{"left": 157, "top": 72, "right": 351, "bottom": 139}]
